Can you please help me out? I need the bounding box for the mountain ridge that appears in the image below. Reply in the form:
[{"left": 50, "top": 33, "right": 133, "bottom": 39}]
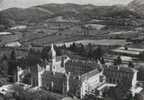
[
  {"left": 0, "top": 2, "right": 141, "bottom": 27},
  {"left": 128, "top": 0, "right": 144, "bottom": 15}
]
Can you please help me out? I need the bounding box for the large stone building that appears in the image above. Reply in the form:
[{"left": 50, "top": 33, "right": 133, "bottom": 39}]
[
  {"left": 17, "top": 44, "right": 105, "bottom": 99},
  {"left": 102, "top": 62, "right": 143, "bottom": 97},
  {"left": 16, "top": 44, "right": 144, "bottom": 99},
  {"left": 103, "top": 64, "right": 137, "bottom": 85}
]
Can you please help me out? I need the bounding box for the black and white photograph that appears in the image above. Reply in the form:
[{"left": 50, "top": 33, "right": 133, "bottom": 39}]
[{"left": 0, "top": 0, "right": 144, "bottom": 100}]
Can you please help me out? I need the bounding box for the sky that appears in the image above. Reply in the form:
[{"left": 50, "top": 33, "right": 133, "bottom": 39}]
[{"left": 0, "top": 0, "right": 133, "bottom": 10}]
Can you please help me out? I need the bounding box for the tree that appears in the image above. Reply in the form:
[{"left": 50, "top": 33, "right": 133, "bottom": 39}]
[
  {"left": 10, "top": 50, "right": 16, "bottom": 60},
  {"left": 107, "top": 77, "right": 132, "bottom": 100},
  {"left": 54, "top": 45, "right": 62, "bottom": 56},
  {"left": 128, "top": 61, "right": 134, "bottom": 68},
  {"left": 8, "top": 50, "right": 18, "bottom": 82},
  {"left": 69, "top": 43, "right": 77, "bottom": 52},
  {"left": 41, "top": 46, "right": 50, "bottom": 60},
  {"left": 78, "top": 43, "right": 85, "bottom": 56},
  {"left": 87, "top": 43, "right": 93, "bottom": 59},
  {"left": 114, "top": 56, "right": 122, "bottom": 65},
  {"left": 61, "top": 44, "right": 66, "bottom": 49},
  {"left": 26, "top": 54, "right": 41, "bottom": 66},
  {"left": 93, "top": 46, "right": 104, "bottom": 61},
  {"left": 1, "top": 54, "right": 8, "bottom": 61}
]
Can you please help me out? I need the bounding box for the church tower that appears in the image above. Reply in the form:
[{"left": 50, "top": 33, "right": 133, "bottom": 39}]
[
  {"left": 50, "top": 44, "right": 56, "bottom": 73},
  {"left": 51, "top": 44, "right": 56, "bottom": 64}
]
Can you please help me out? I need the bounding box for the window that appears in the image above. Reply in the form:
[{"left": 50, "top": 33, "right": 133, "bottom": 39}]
[{"left": 109, "top": 78, "right": 112, "bottom": 83}]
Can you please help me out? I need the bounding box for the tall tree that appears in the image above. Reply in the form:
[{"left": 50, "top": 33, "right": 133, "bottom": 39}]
[
  {"left": 10, "top": 50, "right": 16, "bottom": 60},
  {"left": 87, "top": 43, "right": 93, "bottom": 59},
  {"left": 114, "top": 56, "right": 122, "bottom": 65},
  {"left": 93, "top": 46, "right": 104, "bottom": 61}
]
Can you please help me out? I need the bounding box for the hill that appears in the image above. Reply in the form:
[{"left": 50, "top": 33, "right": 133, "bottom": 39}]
[
  {"left": 128, "top": 0, "right": 144, "bottom": 16},
  {"left": 0, "top": 3, "right": 140, "bottom": 27}
]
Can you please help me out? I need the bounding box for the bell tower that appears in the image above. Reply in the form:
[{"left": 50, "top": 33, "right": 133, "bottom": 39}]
[
  {"left": 51, "top": 44, "right": 56, "bottom": 64},
  {"left": 50, "top": 44, "right": 56, "bottom": 73}
]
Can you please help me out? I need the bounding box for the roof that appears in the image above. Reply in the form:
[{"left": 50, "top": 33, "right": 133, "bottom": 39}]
[
  {"left": 0, "top": 83, "right": 30, "bottom": 95},
  {"left": 10, "top": 25, "right": 27, "bottom": 30},
  {"left": 85, "top": 24, "right": 105, "bottom": 30},
  {"left": 0, "top": 32, "right": 12, "bottom": 35},
  {"left": 65, "top": 60, "right": 99, "bottom": 75},
  {"left": 5, "top": 41, "right": 22, "bottom": 47},
  {"left": 62, "top": 97, "right": 74, "bottom": 100},
  {"left": 97, "top": 83, "right": 117, "bottom": 91},
  {"left": 81, "top": 69, "right": 100, "bottom": 81},
  {"left": 109, "top": 31, "right": 134, "bottom": 35},
  {"left": 104, "top": 64, "right": 136, "bottom": 73},
  {"left": 112, "top": 47, "right": 144, "bottom": 55},
  {"left": 42, "top": 71, "right": 65, "bottom": 79},
  {"left": 112, "top": 49, "right": 140, "bottom": 55},
  {"left": 119, "top": 47, "right": 144, "bottom": 52},
  {"left": 120, "top": 56, "right": 132, "bottom": 61}
]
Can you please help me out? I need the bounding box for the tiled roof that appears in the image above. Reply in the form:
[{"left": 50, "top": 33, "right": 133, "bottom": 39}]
[
  {"left": 42, "top": 71, "right": 65, "bottom": 79},
  {"left": 104, "top": 64, "right": 135, "bottom": 73},
  {"left": 112, "top": 47, "right": 144, "bottom": 55},
  {"left": 65, "top": 60, "right": 99, "bottom": 75},
  {"left": 81, "top": 69, "right": 100, "bottom": 81}
]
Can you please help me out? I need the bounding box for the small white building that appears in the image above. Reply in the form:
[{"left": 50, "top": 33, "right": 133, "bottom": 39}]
[
  {"left": 5, "top": 41, "right": 22, "bottom": 47},
  {"left": 0, "top": 32, "right": 12, "bottom": 35},
  {"left": 10, "top": 25, "right": 27, "bottom": 30},
  {"left": 112, "top": 47, "right": 144, "bottom": 57}
]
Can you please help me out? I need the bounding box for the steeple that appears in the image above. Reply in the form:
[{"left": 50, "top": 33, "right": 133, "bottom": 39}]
[
  {"left": 48, "top": 44, "right": 56, "bottom": 60},
  {"left": 49, "top": 44, "right": 56, "bottom": 74},
  {"left": 51, "top": 44, "right": 56, "bottom": 60}
]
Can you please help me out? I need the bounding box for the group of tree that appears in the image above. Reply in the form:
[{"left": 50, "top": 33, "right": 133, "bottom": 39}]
[
  {"left": 0, "top": 13, "right": 12, "bottom": 31},
  {"left": 66, "top": 43, "right": 105, "bottom": 62},
  {"left": 107, "top": 77, "right": 133, "bottom": 100},
  {"left": 40, "top": 43, "right": 105, "bottom": 63}
]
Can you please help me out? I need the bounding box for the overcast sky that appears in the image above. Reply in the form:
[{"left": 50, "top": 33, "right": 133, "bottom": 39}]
[{"left": 0, "top": 0, "right": 133, "bottom": 10}]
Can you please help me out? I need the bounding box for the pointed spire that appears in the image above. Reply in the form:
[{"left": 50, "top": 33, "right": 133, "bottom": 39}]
[{"left": 51, "top": 44, "right": 56, "bottom": 59}]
